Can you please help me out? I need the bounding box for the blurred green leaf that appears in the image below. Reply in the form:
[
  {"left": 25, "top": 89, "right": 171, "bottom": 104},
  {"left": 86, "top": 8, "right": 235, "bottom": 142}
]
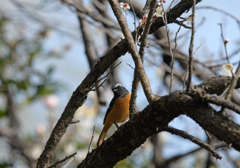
[
  {"left": 16, "top": 80, "right": 28, "bottom": 91},
  {"left": 0, "top": 108, "right": 6, "bottom": 118},
  {"left": 0, "top": 162, "right": 12, "bottom": 168}
]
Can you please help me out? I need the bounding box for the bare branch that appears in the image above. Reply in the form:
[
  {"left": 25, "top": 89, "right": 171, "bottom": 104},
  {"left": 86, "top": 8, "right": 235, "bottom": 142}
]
[
  {"left": 129, "top": 0, "right": 151, "bottom": 118},
  {"left": 161, "top": 0, "right": 175, "bottom": 93},
  {"left": 130, "top": 0, "right": 158, "bottom": 117},
  {"left": 88, "top": 126, "right": 95, "bottom": 154},
  {"left": 219, "top": 23, "right": 231, "bottom": 64},
  {"left": 128, "top": 0, "right": 138, "bottom": 44},
  {"left": 160, "top": 148, "right": 201, "bottom": 167},
  {"left": 48, "top": 152, "right": 77, "bottom": 168},
  {"left": 139, "top": 0, "right": 157, "bottom": 58},
  {"left": 77, "top": 1, "right": 106, "bottom": 105},
  {"left": 108, "top": 0, "right": 158, "bottom": 103},
  {"left": 97, "top": 61, "right": 122, "bottom": 83},
  {"left": 173, "top": 19, "right": 191, "bottom": 29},
  {"left": 213, "top": 143, "right": 231, "bottom": 150},
  {"left": 70, "top": 120, "right": 80, "bottom": 124},
  {"left": 190, "top": 87, "right": 240, "bottom": 114},
  {"left": 196, "top": 6, "right": 240, "bottom": 29},
  {"left": 73, "top": 2, "right": 120, "bottom": 30},
  {"left": 92, "top": 79, "right": 107, "bottom": 91},
  {"left": 164, "top": 126, "right": 222, "bottom": 160},
  {"left": 187, "top": 0, "right": 196, "bottom": 91}
]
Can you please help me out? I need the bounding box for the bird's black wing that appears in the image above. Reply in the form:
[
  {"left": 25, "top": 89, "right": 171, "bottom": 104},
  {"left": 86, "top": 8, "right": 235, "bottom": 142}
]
[{"left": 103, "top": 96, "right": 117, "bottom": 125}]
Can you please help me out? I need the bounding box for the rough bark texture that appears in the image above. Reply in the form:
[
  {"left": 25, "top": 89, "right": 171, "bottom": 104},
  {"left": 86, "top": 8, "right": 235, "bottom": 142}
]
[{"left": 77, "top": 76, "right": 240, "bottom": 168}]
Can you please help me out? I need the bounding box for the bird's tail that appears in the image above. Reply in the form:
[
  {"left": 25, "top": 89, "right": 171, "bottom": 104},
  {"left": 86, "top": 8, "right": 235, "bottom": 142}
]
[{"left": 97, "top": 122, "right": 112, "bottom": 147}]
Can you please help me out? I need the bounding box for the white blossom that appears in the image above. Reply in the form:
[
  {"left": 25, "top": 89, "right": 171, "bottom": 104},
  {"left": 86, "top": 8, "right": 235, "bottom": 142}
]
[
  {"left": 120, "top": 2, "right": 130, "bottom": 11},
  {"left": 223, "top": 63, "right": 233, "bottom": 71},
  {"left": 156, "top": 8, "right": 163, "bottom": 17},
  {"left": 187, "top": 14, "right": 197, "bottom": 25}
]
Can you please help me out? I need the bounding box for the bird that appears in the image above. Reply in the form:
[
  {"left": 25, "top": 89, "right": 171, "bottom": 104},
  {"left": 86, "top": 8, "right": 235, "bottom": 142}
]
[{"left": 97, "top": 83, "right": 131, "bottom": 147}]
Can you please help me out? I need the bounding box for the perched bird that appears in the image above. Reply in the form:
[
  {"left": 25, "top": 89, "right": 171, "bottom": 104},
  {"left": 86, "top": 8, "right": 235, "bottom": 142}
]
[{"left": 97, "top": 83, "right": 131, "bottom": 147}]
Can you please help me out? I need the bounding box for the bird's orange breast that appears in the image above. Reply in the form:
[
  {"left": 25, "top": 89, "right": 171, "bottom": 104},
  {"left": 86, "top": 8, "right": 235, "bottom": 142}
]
[{"left": 105, "top": 92, "right": 131, "bottom": 124}]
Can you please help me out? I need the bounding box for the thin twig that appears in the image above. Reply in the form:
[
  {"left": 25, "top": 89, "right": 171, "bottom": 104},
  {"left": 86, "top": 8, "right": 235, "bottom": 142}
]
[
  {"left": 164, "top": 126, "right": 222, "bottom": 160},
  {"left": 130, "top": 0, "right": 157, "bottom": 114},
  {"left": 161, "top": 0, "right": 176, "bottom": 93},
  {"left": 129, "top": 0, "right": 138, "bottom": 44},
  {"left": 127, "top": 63, "right": 135, "bottom": 70},
  {"left": 160, "top": 148, "right": 201, "bottom": 166},
  {"left": 190, "top": 87, "right": 240, "bottom": 115},
  {"left": 196, "top": 6, "right": 240, "bottom": 29},
  {"left": 193, "top": 44, "right": 202, "bottom": 56},
  {"left": 207, "top": 61, "right": 240, "bottom": 69},
  {"left": 48, "top": 152, "right": 77, "bottom": 168},
  {"left": 173, "top": 20, "right": 191, "bottom": 29},
  {"left": 170, "top": 26, "right": 181, "bottom": 93},
  {"left": 97, "top": 61, "right": 122, "bottom": 82},
  {"left": 70, "top": 120, "right": 80, "bottom": 124},
  {"left": 129, "top": 1, "right": 156, "bottom": 118},
  {"left": 174, "top": 17, "right": 205, "bottom": 42},
  {"left": 167, "top": 0, "right": 175, "bottom": 12},
  {"left": 128, "top": 0, "right": 145, "bottom": 118},
  {"left": 108, "top": 0, "right": 158, "bottom": 103},
  {"left": 187, "top": 0, "right": 196, "bottom": 91},
  {"left": 88, "top": 126, "right": 95, "bottom": 154},
  {"left": 73, "top": 2, "right": 121, "bottom": 30},
  {"left": 61, "top": 157, "right": 74, "bottom": 168},
  {"left": 213, "top": 142, "right": 231, "bottom": 150},
  {"left": 204, "top": 129, "right": 212, "bottom": 140},
  {"left": 219, "top": 23, "right": 230, "bottom": 64},
  {"left": 138, "top": 0, "right": 157, "bottom": 58},
  {"left": 92, "top": 79, "right": 107, "bottom": 91}
]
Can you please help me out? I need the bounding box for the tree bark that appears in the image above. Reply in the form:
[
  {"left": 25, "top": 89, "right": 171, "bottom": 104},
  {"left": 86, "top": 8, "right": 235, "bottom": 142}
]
[{"left": 77, "top": 76, "right": 240, "bottom": 168}]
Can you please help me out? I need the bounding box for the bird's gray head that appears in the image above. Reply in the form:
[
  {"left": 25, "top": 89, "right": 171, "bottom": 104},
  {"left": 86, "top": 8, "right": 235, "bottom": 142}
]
[
  {"left": 111, "top": 83, "right": 122, "bottom": 92},
  {"left": 111, "top": 83, "right": 128, "bottom": 97}
]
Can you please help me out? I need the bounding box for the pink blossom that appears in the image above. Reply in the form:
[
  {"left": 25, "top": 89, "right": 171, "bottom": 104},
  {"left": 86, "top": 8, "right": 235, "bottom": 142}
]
[
  {"left": 36, "top": 124, "right": 46, "bottom": 136},
  {"left": 44, "top": 94, "right": 59, "bottom": 109}
]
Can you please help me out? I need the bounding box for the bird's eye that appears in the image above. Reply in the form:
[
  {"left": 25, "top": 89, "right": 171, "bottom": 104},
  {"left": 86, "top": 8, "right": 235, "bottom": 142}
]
[{"left": 114, "top": 88, "right": 118, "bottom": 91}]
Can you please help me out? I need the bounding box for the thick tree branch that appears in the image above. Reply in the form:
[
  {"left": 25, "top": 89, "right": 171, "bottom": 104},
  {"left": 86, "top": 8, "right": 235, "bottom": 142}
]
[
  {"left": 190, "top": 86, "right": 240, "bottom": 114},
  {"left": 77, "top": 76, "right": 240, "bottom": 168},
  {"left": 37, "top": 0, "right": 206, "bottom": 167},
  {"left": 193, "top": 75, "right": 240, "bottom": 95}
]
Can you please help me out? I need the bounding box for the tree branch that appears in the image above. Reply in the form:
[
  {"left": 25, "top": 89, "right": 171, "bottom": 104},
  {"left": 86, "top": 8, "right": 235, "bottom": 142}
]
[
  {"left": 187, "top": 0, "right": 196, "bottom": 91},
  {"left": 164, "top": 126, "right": 222, "bottom": 159},
  {"left": 48, "top": 152, "right": 77, "bottom": 168},
  {"left": 37, "top": 0, "right": 205, "bottom": 167},
  {"left": 108, "top": 0, "right": 158, "bottom": 103},
  {"left": 130, "top": 0, "right": 157, "bottom": 117},
  {"left": 77, "top": 0, "right": 106, "bottom": 106},
  {"left": 77, "top": 76, "right": 240, "bottom": 168}
]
